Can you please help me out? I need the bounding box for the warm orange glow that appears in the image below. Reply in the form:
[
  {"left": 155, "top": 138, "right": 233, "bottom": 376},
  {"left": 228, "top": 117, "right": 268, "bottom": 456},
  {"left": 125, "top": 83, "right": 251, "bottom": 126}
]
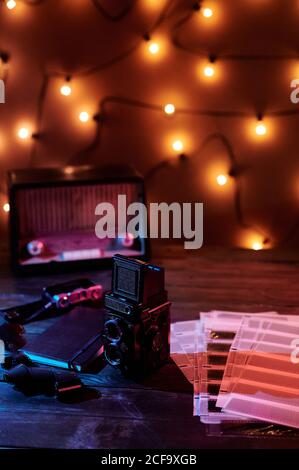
[
  {"left": 64, "top": 166, "right": 75, "bottom": 176},
  {"left": 204, "top": 65, "right": 215, "bottom": 77},
  {"left": 198, "top": 60, "right": 222, "bottom": 84},
  {"left": 164, "top": 103, "right": 175, "bottom": 115},
  {"left": 60, "top": 84, "right": 72, "bottom": 96},
  {"left": 172, "top": 140, "right": 184, "bottom": 153},
  {"left": 202, "top": 7, "right": 213, "bottom": 18},
  {"left": 204, "top": 161, "right": 234, "bottom": 194},
  {"left": 247, "top": 118, "right": 274, "bottom": 142},
  {"left": 6, "top": 0, "right": 16, "bottom": 10},
  {"left": 143, "top": 0, "right": 162, "bottom": 7},
  {"left": 165, "top": 132, "right": 191, "bottom": 156},
  {"left": 142, "top": 36, "right": 167, "bottom": 61},
  {"left": 255, "top": 123, "right": 267, "bottom": 136},
  {"left": 197, "top": 2, "right": 222, "bottom": 26},
  {"left": 3, "top": 203, "right": 10, "bottom": 213},
  {"left": 148, "top": 41, "right": 160, "bottom": 55},
  {"left": 216, "top": 174, "right": 228, "bottom": 186},
  {"left": 237, "top": 231, "right": 269, "bottom": 251},
  {"left": 17, "top": 127, "right": 30, "bottom": 140},
  {"left": 252, "top": 241, "right": 263, "bottom": 251},
  {"left": 79, "top": 111, "right": 90, "bottom": 123},
  {"left": 0, "top": 132, "right": 7, "bottom": 152}
]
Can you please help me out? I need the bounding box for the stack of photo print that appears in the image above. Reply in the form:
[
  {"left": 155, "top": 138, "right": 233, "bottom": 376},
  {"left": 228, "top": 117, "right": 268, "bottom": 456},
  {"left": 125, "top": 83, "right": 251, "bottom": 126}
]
[{"left": 171, "top": 311, "right": 299, "bottom": 438}]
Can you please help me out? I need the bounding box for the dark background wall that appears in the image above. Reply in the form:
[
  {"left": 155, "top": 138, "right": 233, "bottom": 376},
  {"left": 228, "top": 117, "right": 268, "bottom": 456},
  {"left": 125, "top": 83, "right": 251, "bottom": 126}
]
[{"left": 0, "top": 0, "right": 299, "bottom": 250}]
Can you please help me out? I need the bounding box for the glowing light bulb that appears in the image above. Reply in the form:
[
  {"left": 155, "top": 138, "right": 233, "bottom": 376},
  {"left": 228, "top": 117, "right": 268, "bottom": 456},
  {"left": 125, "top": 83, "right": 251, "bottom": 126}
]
[
  {"left": 64, "top": 166, "right": 75, "bottom": 176},
  {"left": 252, "top": 242, "right": 263, "bottom": 251},
  {"left": 255, "top": 123, "right": 267, "bottom": 136},
  {"left": 6, "top": 0, "right": 16, "bottom": 10},
  {"left": 3, "top": 203, "right": 10, "bottom": 213},
  {"left": 60, "top": 84, "right": 72, "bottom": 96},
  {"left": 79, "top": 111, "right": 90, "bottom": 123},
  {"left": 148, "top": 42, "right": 160, "bottom": 55},
  {"left": 216, "top": 174, "right": 228, "bottom": 186},
  {"left": 172, "top": 140, "right": 184, "bottom": 153},
  {"left": 204, "top": 65, "right": 215, "bottom": 77},
  {"left": 202, "top": 8, "right": 213, "bottom": 18},
  {"left": 18, "top": 128, "right": 30, "bottom": 140},
  {"left": 164, "top": 103, "right": 175, "bottom": 115}
]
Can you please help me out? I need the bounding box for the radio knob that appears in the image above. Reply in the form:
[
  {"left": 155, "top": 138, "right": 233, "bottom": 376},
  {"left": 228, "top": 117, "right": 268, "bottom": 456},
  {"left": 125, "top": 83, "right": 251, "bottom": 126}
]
[{"left": 26, "top": 240, "right": 44, "bottom": 257}]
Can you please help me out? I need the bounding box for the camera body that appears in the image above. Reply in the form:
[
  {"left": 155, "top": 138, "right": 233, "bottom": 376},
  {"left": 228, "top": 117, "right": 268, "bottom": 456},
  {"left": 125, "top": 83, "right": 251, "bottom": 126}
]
[{"left": 103, "top": 255, "right": 171, "bottom": 377}]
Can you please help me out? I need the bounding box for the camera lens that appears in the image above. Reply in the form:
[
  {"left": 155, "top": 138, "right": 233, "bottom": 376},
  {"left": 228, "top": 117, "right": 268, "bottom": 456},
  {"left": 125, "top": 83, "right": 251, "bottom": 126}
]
[
  {"left": 105, "top": 344, "right": 123, "bottom": 367},
  {"left": 104, "top": 319, "right": 123, "bottom": 342}
]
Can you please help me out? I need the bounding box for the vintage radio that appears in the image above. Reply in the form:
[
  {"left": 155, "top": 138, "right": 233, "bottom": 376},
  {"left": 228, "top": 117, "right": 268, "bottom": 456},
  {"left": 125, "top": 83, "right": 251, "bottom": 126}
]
[{"left": 8, "top": 165, "right": 149, "bottom": 273}]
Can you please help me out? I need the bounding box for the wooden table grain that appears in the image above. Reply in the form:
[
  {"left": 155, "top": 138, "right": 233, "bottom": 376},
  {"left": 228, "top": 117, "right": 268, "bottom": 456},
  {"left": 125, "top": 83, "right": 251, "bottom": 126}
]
[{"left": 0, "top": 242, "right": 299, "bottom": 449}]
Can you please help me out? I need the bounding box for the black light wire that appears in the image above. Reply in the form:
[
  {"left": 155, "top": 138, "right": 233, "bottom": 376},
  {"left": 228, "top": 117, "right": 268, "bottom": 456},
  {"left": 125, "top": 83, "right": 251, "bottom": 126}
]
[
  {"left": 91, "top": 0, "right": 139, "bottom": 22},
  {"left": 28, "top": 0, "right": 175, "bottom": 165},
  {"left": 172, "top": 1, "right": 299, "bottom": 62}
]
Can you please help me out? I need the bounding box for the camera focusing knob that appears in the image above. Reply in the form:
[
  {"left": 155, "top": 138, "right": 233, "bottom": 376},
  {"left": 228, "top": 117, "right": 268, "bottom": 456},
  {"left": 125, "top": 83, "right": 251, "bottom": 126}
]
[
  {"left": 146, "top": 327, "right": 163, "bottom": 352},
  {"left": 90, "top": 287, "right": 102, "bottom": 301}
]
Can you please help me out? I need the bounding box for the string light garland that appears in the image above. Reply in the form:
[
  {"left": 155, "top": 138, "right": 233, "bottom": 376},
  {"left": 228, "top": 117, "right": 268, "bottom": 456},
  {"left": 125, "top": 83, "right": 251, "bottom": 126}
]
[
  {"left": 17, "top": 127, "right": 30, "bottom": 140},
  {"left": 5, "top": 0, "right": 48, "bottom": 6},
  {"left": 255, "top": 121, "right": 267, "bottom": 136},
  {"left": 3, "top": 202, "right": 10, "bottom": 213},
  {"left": 1, "top": 0, "right": 299, "bottom": 249},
  {"left": 6, "top": 0, "right": 16, "bottom": 10},
  {"left": 202, "top": 7, "right": 213, "bottom": 19},
  {"left": 147, "top": 40, "right": 160, "bottom": 55},
  {"left": 28, "top": 0, "right": 175, "bottom": 165},
  {"left": 64, "top": 94, "right": 277, "bottom": 247},
  {"left": 203, "top": 64, "right": 215, "bottom": 77},
  {"left": 60, "top": 80, "right": 72, "bottom": 97},
  {"left": 3, "top": 202, "right": 10, "bottom": 212},
  {"left": 172, "top": 139, "right": 184, "bottom": 153},
  {"left": 164, "top": 103, "right": 176, "bottom": 115},
  {"left": 79, "top": 111, "right": 90, "bottom": 123},
  {"left": 3, "top": 0, "right": 134, "bottom": 11},
  {"left": 252, "top": 242, "right": 263, "bottom": 251},
  {"left": 31, "top": 91, "right": 299, "bottom": 248},
  {"left": 216, "top": 174, "right": 228, "bottom": 186},
  {"left": 172, "top": 2, "right": 299, "bottom": 61}
]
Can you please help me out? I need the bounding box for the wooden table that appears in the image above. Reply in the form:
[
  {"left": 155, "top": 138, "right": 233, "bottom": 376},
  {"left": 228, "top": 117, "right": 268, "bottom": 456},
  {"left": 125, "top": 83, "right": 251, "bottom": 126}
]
[{"left": 0, "top": 243, "right": 299, "bottom": 449}]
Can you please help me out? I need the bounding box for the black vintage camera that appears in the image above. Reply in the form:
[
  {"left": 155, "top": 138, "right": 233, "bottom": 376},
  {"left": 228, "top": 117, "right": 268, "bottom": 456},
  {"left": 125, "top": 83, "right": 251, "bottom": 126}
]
[{"left": 103, "top": 255, "right": 171, "bottom": 377}]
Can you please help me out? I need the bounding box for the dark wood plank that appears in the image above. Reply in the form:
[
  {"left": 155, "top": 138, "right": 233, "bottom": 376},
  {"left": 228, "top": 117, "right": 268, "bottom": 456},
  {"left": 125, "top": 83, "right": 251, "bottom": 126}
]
[{"left": 0, "top": 242, "right": 299, "bottom": 448}]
